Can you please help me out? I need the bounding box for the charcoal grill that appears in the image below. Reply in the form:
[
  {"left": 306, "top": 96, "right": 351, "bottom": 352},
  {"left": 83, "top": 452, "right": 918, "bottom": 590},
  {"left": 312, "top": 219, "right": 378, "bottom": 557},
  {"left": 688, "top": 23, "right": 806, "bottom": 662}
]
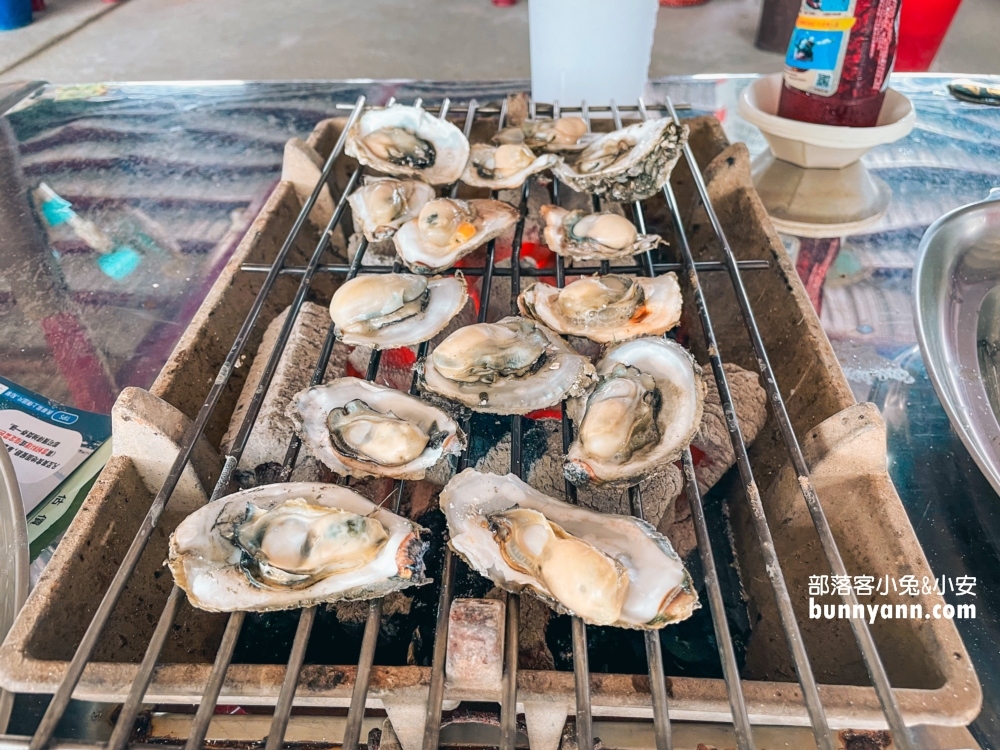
[{"left": 0, "top": 93, "right": 980, "bottom": 750}]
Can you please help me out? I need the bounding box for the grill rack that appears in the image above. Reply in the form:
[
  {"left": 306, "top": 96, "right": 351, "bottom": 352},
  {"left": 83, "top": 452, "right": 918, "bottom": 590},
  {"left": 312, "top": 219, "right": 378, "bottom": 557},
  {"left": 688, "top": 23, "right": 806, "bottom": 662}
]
[{"left": 8, "top": 94, "right": 919, "bottom": 750}]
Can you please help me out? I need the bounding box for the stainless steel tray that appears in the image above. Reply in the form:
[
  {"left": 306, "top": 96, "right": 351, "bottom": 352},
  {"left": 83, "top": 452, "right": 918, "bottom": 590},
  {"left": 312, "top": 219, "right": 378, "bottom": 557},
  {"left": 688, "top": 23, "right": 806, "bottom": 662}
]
[{"left": 913, "top": 190, "right": 1000, "bottom": 497}]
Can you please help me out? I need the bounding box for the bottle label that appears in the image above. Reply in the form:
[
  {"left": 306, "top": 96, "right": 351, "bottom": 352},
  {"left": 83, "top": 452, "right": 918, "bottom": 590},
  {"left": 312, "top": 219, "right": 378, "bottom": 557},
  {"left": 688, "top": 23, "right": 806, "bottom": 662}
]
[{"left": 782, "top": 0, "right": 858, "bottom": 97}]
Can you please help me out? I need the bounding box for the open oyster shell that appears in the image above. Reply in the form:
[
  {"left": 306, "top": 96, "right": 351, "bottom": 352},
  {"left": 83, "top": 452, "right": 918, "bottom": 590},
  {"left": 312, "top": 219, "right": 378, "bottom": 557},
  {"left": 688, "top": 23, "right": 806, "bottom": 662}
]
[
  {"left": 565, "top": 337, "right": 705, "bottom": 487},
  {"left": 441, "top": 469, "right": 699, "bottom": 629},
  {"left": 540, "top": 205, "right": 662, "bottom": 261},
  {"left": 419, "top": 316, "right": 596, "bottom": 414},
  {"left": 287, "top": 378, "right": 465, "bottom": 482},
  {"left": 330, "top": 273, "right": 468, "bottom": 349},
  {"left": 518, "top": 273, "right": 682, "bottom": 344},
  {"left": 345, "top": 104, "right": 470, "bottom": 185},
  {"left": 461, "top": 143, "right": 560, "bottom": 190},
  {"left": 552, "top": 118, "right": 687, "bottom": 202},
  {"left": 167, "top": 482, "right": 429, "bottom": 612},
  {"left": 393, "top": 198, "right": 518, "bottom": 273},
  {"left": 347, "top": 177, "right": 435, "bottom": 242},
  {"left": 494, "top": 117, "right": 595, "bottom": 153}
]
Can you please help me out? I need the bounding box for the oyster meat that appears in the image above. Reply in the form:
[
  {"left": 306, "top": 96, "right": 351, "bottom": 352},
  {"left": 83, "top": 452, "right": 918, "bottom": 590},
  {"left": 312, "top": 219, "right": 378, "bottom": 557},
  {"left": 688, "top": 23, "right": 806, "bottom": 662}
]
[
  {"left": 345, "top": 104, "right": 470, "bottom": 185},
  {"left": 461, "top": 143, "right": 559, "bottom": 190},
  {"left": 441, "top": 469, "right": 698, "bottom": 628},
  {"left": 420, "top": 316, "right": 596, "bottom": 414},
  {"left": 168, "top": 482, "right": 429, "bottom": 612},
  {"left": 288, "top": 377, "right": 465, "bottom": 481},
  {"left": 518, "top": 273, "right": 682, "bottom": 343},
  {"left": 566, "top": 337, "right": 705, "bottom": 487},
  {"left": 494, "top": 117, "right": 594, "bottom": 153},
  {"left": 330, "top": 273, "right": 468, "bottom": 349},
  {"left": 347, "top": 177, "right": 435, "bottom": 242},
  {"left": 540, "top": 205, "right": 662, "bottom": 261},
  {"left": 552, "top": 118, "right": 687, "bottom": 202},
  {"left": 393, "top": 198, "right": 518, "bottom": 273}
]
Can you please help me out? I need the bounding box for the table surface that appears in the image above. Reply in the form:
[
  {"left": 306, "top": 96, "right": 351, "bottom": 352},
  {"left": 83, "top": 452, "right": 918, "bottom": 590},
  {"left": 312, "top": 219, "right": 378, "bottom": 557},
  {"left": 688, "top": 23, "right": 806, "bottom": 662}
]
[{"left": 1, "top": 75, "right": 999, "bottom": 747}]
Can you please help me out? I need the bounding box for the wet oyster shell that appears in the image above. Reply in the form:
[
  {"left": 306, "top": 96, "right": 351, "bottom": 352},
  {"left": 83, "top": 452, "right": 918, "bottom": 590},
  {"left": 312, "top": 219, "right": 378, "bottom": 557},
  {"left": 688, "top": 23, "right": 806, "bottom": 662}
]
[
  {"left": 565, "top": 337, "right": 705, "bottom": 488},
  {"left": 419, "top": 316, "right": 596, "bottom": 414},
  {"left": 552, "top": 118, "right": 687, "bottom": 202},
  {"left": 287, "top": 378, "right": 465, "bottom": 482},
  {"left": 330, "top": 273, "right": 468, "bottom": 350},
  {"left": 167, "top": 482, "right": 429, "bottom": 612},
  {"left": 461, "top": 143, "right": 560, "bottom": 190},
  {"left": 518, "top": 273, "right": 682, "bottom": 344},
  {"left": 393, "top": 198, "right": 518, "bottom": 274},
  {"left": 441, "top": 469, "right": 699, "bottom": 629},
  {"left": 345, "top": 104, "right": 470, "bottom": 185},
  {"left": 347, "top": 177, "right": 435, "bottom": 242}
]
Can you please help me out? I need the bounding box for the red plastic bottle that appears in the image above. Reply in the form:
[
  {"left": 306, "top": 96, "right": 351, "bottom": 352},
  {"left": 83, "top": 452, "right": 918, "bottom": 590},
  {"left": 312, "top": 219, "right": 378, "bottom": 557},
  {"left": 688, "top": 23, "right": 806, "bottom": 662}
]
[{"left": 777, "top": 0, "right": 901, "bottom": 128}]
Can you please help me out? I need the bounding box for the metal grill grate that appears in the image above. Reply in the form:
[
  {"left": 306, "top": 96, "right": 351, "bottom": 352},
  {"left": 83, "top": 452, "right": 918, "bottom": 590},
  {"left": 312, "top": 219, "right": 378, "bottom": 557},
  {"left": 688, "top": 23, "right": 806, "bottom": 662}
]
[{"left": 6, "top": 94, "right": 917, "bottom": 750}]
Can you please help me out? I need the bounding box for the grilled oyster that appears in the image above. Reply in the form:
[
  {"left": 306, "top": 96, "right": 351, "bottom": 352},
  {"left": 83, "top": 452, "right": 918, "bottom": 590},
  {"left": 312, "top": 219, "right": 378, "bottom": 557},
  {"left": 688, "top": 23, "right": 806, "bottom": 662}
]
[
  {"left": 565, "top": 337, "right": 705, "bottom": 487},
  {"left": 518, "top": 273, "right": 682, "bottom": 344},
  {"left": 347, "top": 177, "right": 435, "bottom": 242},
  {"left": 167, "top": 482, "right": 429, "bottom": 612},
  {"left": 393, "top": 198, "right": 518, "bottom": 273},
  {"left": 541, "top": 205, "right": 662, "bottom": 261},
  {"left": 345, "top": 104, "right": 470, "bottom": 185},
  {"left": 420, "top": 316, "right": 595, "bottom": 414},
  {"left": 288, "top": 378, "right": 464, "bottom": 482},
  {"left": 330, "top": 273, "right": 468, "bottom": 349},
  {"left": 552, "top": 118, "right": 687, "bottom": 202},
  {"left": 461, "top": 143, "right": 559, "bottom": 190},
  {"left": 494, "top": 117, "right": 594, "bottom": 153},
  {"left": 441, "top": 469, "right": 698, "bottom": 629}
]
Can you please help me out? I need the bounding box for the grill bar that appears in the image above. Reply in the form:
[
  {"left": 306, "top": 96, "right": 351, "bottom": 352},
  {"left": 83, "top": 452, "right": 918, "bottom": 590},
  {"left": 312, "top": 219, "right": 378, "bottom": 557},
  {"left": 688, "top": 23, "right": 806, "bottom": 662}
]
[
  {"left": 662, "top": 97, "right": 916, "bottom": 750},
  {"left": 682, "top": 449, "right": 756, "bottom": 750},
  {"left": 24, "top": 95, "right": 367, "bottom": 750},
  {"left": 547, "top": 97, "right": 596, "bottom": 748},
  {"left": 336, "top": 97, "right": 464, "bottom": 750},
  {"left": 239, "top": 260, "right": 771, "bottom": 276},
  {"left": 422, "top": 97, "right": 509, "bottom": 750},
  {"left": 642, "top": 99, "right": 835, "bottom": 750}
]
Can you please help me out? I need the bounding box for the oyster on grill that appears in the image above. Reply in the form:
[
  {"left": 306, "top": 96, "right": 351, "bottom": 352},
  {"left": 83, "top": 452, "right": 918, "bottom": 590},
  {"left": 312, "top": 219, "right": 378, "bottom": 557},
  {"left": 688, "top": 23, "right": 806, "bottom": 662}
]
[
  {"left": 288, "top": 378, "right": 465, "bottom": 481},
  {"left": 518, "top": 273, "right": 682, "bottom": 344},
  {"left": 347, "top": 177, "right": 435, "bottom": 242},
  {"left": 345, "top": 104, "right": 470, "bottom": 185},
  {"left": 441, "top": 469, "right": 698, "bottom": 629},
  {"left": 494, "top": 117, "right": 593, "bottom": 153},
  {"left": 330, "top": 273, "right": 468, "bottom": 349},
  {"left": 461, "top": 143, "right": 559, "bottom": 190},
  {"left": 420, "top": 316, "right": 596, "bottom": 414},
  {"left": 552, "top": 118, "right": 687, "bottom": 202},
  {"left": 566, "top": 337, "right": 705, "bottom": 487},
  {"left": 393, "top": 198, "right": 518, "bottom": 273},
  {"left": 541, "top": 205, "right": 662, "bottom": 261},
  {"left": 168, "top": 482, "right": 429, "bottom": 612}
]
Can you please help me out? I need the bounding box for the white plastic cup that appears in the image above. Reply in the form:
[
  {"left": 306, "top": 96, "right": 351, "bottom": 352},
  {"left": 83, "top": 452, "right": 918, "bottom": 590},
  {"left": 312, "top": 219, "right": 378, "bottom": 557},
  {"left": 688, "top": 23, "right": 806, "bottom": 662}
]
[{"left": 529, "top": 0, "right": 659, "bottom": 107}]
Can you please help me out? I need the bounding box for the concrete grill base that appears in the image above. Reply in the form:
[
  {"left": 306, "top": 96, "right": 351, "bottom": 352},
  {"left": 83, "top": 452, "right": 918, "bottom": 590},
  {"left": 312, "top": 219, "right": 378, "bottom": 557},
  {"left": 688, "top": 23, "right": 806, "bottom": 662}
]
[{"left": 0, "top": 111, "right": 980, "bottom": 749}]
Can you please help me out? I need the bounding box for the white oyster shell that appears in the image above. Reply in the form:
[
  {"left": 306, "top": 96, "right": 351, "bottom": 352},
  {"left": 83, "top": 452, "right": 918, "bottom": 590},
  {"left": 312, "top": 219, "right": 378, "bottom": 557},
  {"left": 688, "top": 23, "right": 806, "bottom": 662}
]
[
  {"left": 287, "top": 378, "right": 465, "bottom": 482},
  {"left": 518, "top": 273, "right": 682, "bottom": 344},
  {"left": 393, "top": 198, "right": 518, "bottom": 273},
  {"left": 441, "top": 469, "right": 699, "bottom": 629},
  {"left": 420, "top": 316, "right": 596, "bottom": 414},
  {"left": 552, "top": 118, "right": 687, "bottom": 202},
  {"left": 540, "top": 205, "right": 662, "bottom": 262},
  {"left": 330, "top": 273, "right": 468, "bottom": 349},
  {"left": 494, "top": 117, "right": 595, "bottom": 153},
  {"left": 167, "top": 482, "right": 429, "bottom": 612},
  {"left": 345, "top": 104, "right": 470, "bottom": 185},
  {"left": 461, "top": 143, "right": 560, "bottom": 189},
  {"left": 347, "top": 177, "right": 435, "bottom": 242},
  {"left": 565, "top": 337, "right": 705, "bottom": 487}
]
